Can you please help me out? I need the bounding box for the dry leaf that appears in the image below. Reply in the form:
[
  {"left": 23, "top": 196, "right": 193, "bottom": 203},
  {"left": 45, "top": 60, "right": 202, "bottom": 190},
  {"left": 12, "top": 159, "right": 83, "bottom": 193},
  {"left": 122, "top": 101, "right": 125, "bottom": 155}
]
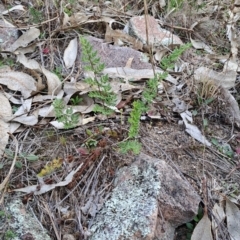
[
  {"left": 41, "top": 67, "right": 62, "bottom": 95},
  {"left": 0, "top": 93, "right": 11, "bottom": 156},
  {"left": 0, "top": 92, "right": 13, "bottom": 122},
  {"left": 180, "top": 111, "right": 211, "bottom": 146},
  {"left": 13, "top": 115, "right": 38, "bottom": 126},
  {"left": 191, "top": 213, "right": 213, "bottom": 240},
  {"left": 14, "top": 163, "right": 83, "bottom": 195},
  {"left": 220, "top": 88, "right": 240, "bottom": 127},
  {"left": 17, "top": 52, "right": 62, "bottom": 95},
  {"left": 63, "top": 12, "right": 70, "bottom": 26},
  {"left": 13, "top": 99, "right": 32, "bottom": 116},
  {"left": 63, "top": 38, "right": 78, "bottom": 69},
  {"left": 6, "top": 27, "right": 40, "bottom": 52},
  {"left": 0, "top": 71, "right": 37, "bottom": 98},
  {"left": 190, "top": 38, "right": 214, "bottom": 54},
  {"left": 3, "top": 92, "right": 22, "bottom": 104},
  {"left": 2, "top": 5, "right": 25, "bottom": 14},
  {"left": 103, "top": 67, "right": 177, "bottom": 84},
  {"left": 226, "top": 198, "right": 240, "bottom": 240},
  {"left": 16, "top": 52, "right": 40, "bottom": 69},
  {"left": 212, "top": 203, "right": 226, "bottom": 240}
]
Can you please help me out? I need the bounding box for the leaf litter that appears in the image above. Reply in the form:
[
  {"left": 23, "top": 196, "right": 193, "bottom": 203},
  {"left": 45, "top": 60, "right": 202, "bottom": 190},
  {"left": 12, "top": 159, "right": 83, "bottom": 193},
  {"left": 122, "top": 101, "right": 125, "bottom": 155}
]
[{"left": 0, "top": 1, "right": 240, "bottom": 240}]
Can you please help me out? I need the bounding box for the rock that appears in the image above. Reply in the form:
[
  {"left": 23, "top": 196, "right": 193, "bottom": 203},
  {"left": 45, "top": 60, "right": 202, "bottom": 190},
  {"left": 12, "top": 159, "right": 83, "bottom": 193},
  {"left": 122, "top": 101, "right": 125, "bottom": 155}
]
[
  {"left": 89, "top": 153, "right": 200, "bottom": 240},
  {"left": 85, "top": 36, "right": 153, "bottom": 69},
  {"left": 3, "top": 198, "right": 51, "bottom": 240},
  {"left": 124, "top": 15, "right": 183, "bottom": 47}
]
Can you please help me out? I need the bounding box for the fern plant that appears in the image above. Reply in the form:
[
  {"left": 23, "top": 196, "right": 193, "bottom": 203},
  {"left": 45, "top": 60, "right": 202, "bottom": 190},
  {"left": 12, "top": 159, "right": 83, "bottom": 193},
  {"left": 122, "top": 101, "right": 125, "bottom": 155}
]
[
  {"left": 160, "top": 43, "right": 192, "bottom": 70},
  {"left": 121, "top": 43, "right": 192, "bottom": 154},
  {"left": 53, "top": 98, "right": 79, "bottom": 129},
  {"left": 80, "top": 36, "right": 117, "bottom": 116}
]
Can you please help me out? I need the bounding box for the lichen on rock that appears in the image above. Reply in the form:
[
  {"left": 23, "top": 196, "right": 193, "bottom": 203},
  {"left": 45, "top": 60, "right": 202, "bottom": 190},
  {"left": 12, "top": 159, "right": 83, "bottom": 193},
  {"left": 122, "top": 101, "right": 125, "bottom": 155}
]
[{"left": 90, "top": 157, "right": 161, "bottom": 240}]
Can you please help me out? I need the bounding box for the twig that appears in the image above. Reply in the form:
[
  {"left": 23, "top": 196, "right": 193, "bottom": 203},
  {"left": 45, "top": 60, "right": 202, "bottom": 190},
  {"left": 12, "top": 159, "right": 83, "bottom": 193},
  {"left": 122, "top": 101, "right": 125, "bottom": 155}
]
[
  {"left": 42, "top": 201, "right": 61, "bottom": 240},
  {"left": 0, "top": 133, "right": 18, "bottom": 204}
]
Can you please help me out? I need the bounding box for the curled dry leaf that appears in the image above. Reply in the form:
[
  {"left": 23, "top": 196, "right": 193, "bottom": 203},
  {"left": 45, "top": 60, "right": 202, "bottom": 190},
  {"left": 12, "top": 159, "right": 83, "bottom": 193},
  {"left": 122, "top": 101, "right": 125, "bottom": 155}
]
[
  {"left": 13, "top": 99, "right": 32, "bottom": 116},
  {"left": 0, "top": 70, "right": 37, "bottom": 99},
  {"left": 13, "top": 163, "right": 83, "bottom": 195},
  {"left": 2, "top": 5, "right": 25, "bottom": 15},
  {"left": 6, "top": 27, "right": 40, "bottom": 52},
  {"left": 17, "top": 52, "right": 61, "bottom": 95},
  {"left": 103, "top": 67, "right": 177, "bottom": 84},
  {"left": 63, "top": 38, "right": 78, "bottom": 69},
  {"left": 41, "top": 67, "right": 62, "bottom": 95},
  {"left": 68, "top": 95, "right": 95, "bottom": 114},
  {"left": 190, "top": 38, "right": 214, "bottom": 54},
  {"left": 11, "top": 98, "right": 38, "bottom": 126},
  {"left": 180, "top": 111, "right": 211, "bottom": 146}
]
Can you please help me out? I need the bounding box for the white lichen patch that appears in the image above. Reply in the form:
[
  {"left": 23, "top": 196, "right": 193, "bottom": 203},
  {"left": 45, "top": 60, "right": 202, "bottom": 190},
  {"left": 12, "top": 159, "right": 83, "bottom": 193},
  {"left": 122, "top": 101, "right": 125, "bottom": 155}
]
[
  {"left": 90, "top": 160, "right": 161, "bottom": 240},
  {"left": 6, "top": 198, "right": 51, "bottom": 240}
]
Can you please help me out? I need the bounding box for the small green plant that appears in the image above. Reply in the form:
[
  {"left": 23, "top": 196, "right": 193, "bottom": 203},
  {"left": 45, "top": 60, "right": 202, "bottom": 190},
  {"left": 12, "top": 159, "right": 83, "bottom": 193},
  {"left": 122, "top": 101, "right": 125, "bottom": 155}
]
[
  {"left": 53, "top": 98, "right": 79, "bottom": 129},
  {"left": 142, "top": 72, "right": 168, "bottom": 104},
  {"left": 4, "top": 230, "right": 16, "bottom": 240},
  {"left": 0, "top": 210, "right": 5, "bottom": 217},
  {"left": 160, "top": 43, "right": 192, "bottom": 71},
  {"left": 53, "top": 66, "right": 63, "bottom": 81},
  {"left": 5, "top": 149, "right": 39, "bottom": 162},
  {"left": 186, "top": 206, "right": 203, "bottom": 240},
  {"left": 121, "top": 43, "right": 192, "bottom": 154},
  {"left": 85, "top": 139, "right": 98, "bottom": 148},
  {"left": 128, "top": 100, "right": 147, "bottom": 138},
  {"left": 80, "top": 36, "right": 117, "bottom": 116},
  {"left": 29, "top": 7, "right": 43, "bottom": 24},
  {"left": 0, "top": 58, "right": 14, "bottom": 68},
  {"left": 211, "top": 138, "right": 234, "bottom": 158},
  {"left": 119, "top": 140, "right": 142, "bottom": 154},
  {"left": 70, "top": 95, "right": 82, "bottom": 105}
]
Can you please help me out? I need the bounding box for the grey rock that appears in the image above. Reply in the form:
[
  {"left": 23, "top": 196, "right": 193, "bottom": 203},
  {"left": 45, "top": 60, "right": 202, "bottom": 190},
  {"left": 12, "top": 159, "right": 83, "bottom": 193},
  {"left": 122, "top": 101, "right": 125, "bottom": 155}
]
[
  {"left": 4, "top": 198, "right": 51, "bottom": 240},
  {"left": 90, "top": 153, "right": 200, "bottom": 240},
  {"left": 85, "top": 36, "right": 153, "bottom": 69}
]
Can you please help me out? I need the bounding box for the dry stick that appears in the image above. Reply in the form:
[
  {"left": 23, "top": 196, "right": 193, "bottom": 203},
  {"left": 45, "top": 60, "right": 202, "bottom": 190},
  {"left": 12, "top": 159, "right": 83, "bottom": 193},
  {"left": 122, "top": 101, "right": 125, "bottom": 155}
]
[
  {"left": 202, "top": 176, "right": 208, "bottom": 215},
  {"left": 42, "top": 201, "right": 61, "bottom": 240},
  {"left": 0, "top": 133, "right": 19, "bottom": 204},
  {"left": 143, "top": 0, "right": 156, "bottom": 76}
]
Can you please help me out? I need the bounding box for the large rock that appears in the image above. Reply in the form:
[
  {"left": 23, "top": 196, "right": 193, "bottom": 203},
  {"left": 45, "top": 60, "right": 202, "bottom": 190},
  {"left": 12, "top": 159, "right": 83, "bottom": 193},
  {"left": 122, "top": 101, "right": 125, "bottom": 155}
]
[
  {"left": 124, "top": 15, "right": 183, "bottom": 47},
  {"left": 3, "top": 198, "right": 51, "bottom": 240},
  {"left": 90, "top": 153, "right": 200, "bottom": 240}
]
